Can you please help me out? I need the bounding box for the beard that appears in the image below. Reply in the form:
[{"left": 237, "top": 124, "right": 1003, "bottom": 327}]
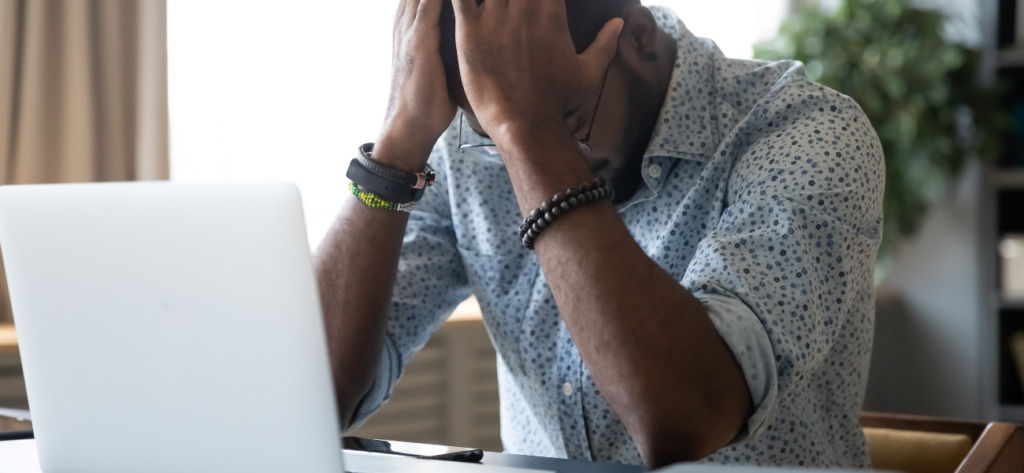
[{"left": 605, "top": 66, "right": 665, "bottom": 204}]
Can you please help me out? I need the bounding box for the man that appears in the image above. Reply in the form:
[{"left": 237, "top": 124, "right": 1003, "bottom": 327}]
[{"left": 316, "top": 0, "right": 883, "bottom": 468}]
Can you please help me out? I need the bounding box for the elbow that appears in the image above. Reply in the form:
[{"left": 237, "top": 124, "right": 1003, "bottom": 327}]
[
  {"left": 628, "top": 392, "right": 751, "bottom": 468},
  {"left": 335, "top": 391, "right": 361, "bottom": 433},
  {"left": 633, "top": 423, "right": 735, "bottom": 468},
  {"left": 334, "top": 374, "right": 377, "bottom": 432}
]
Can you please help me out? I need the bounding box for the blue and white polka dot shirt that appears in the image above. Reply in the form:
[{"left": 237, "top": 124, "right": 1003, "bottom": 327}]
[{"left": 352, "top": 6, "right": 883, "bottom": 468}]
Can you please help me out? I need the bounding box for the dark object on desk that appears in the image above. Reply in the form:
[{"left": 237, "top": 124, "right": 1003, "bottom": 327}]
[
  {"left": 0, "top": 430, "right": 32, "bottom": 441},
  {"left": 343, "top": 436, "right": 483, "bottom": 463}
]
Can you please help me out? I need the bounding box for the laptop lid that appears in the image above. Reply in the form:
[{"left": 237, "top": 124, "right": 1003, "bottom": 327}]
[{"left": 0, "top": 182, "right": 344, "bottom": 473}]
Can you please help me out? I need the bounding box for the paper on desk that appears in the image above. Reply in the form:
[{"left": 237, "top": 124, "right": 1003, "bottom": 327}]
[{"left": 0, "top": 440, "right": 42, "bottom": 473}]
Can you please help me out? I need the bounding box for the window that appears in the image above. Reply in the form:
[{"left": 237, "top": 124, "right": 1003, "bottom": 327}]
[{"left": 168, "top": 0, "right": 787, "bottom": 248}]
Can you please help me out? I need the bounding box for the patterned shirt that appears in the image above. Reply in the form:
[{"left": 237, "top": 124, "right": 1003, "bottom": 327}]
[{"left": 351, "top": 6, "right": 884, "bottom": 468}]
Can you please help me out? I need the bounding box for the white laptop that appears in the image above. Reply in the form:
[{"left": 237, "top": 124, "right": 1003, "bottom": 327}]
[{"left": 0, "top": 183, "right": 542, "bottom": 473}]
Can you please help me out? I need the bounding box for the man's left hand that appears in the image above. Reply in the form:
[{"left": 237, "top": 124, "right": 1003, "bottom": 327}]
[{"left": 451, "top": 0, "right": 623, "bottom": 143}]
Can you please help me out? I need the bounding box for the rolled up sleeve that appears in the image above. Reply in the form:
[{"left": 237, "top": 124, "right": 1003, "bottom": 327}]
[{"left": 692, "top": 291, "right": 777, "bottom": 443}]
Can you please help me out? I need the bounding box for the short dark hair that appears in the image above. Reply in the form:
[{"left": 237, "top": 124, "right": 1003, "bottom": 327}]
[{"left": 439, "top": 0, "right": 639, "bottom": 99}]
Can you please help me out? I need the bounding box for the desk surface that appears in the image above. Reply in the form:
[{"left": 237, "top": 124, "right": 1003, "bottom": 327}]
[
  {"left": 0, "top": 438, "right": 645, "bottom": 473},
  {"left": 480, "top": 450, "right": 646, "bottom": 473},
  {"left": 0, "top": 438, "right": 879, "bottom": 472}
]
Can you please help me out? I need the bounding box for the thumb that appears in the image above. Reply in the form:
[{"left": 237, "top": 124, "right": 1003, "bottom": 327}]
[{"left": 579, "top": 18, "right": 624, "bottom": 77}]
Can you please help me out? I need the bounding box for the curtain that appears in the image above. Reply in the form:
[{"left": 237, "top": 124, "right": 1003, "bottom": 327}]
[{"left": 0, "top": 0, "right": 168, "bottom": 324}]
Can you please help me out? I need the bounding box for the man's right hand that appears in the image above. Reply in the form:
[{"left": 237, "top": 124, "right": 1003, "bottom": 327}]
[{"left": 376, "top": 0, "right": 457, "bottom": 172}]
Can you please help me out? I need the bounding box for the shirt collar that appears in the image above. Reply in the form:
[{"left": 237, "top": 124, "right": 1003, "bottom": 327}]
[{"left": 642, "top": 6, "right": 719, "bottom": 164}]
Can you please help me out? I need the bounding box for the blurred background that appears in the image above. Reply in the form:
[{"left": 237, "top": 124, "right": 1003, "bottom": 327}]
[{"left": 1, "top": 0, "right": 1023, "bottom": 454}]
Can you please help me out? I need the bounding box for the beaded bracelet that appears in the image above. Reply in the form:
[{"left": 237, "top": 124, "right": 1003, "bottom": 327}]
[
  {"left": 349, "top": 181, "right": 417, "bottom": 213},
  {"left": 518, "top": 177, "right": 614, "bottom": 250}
]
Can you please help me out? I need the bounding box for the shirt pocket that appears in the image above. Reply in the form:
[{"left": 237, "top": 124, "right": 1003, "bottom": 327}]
[{"left": 456, "top": 245, "right": 538, "bottom": 375}]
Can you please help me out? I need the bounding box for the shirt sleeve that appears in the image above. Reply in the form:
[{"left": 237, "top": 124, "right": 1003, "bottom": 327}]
[
  {"left": 682, "top": 81, "right": 885, "bottom": 442},
  {"left": 347, "top": 145, "right": 472, "bottom": 431}
]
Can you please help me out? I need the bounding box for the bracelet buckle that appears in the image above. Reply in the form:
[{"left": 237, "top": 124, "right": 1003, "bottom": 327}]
[{"left": 413, "top": 168, "right": 437, "bottom": 189}]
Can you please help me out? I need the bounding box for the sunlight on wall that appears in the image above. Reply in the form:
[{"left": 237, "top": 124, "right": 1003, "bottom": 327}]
[{"left": 168, "top": 1, "right": 787, "bottom": 249}]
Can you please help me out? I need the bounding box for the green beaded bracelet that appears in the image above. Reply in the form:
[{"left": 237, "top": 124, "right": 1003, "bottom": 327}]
[{"left": 349, "top": 181, "right": 416, "bottom": 213}]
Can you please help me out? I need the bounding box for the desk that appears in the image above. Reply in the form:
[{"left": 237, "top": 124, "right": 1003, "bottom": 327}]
[
  {"left": 0, "top": 438, "right": 647, "bottom": 473},
  {"left": 478, "top": 450, "right": 645, "bottom": 473}
]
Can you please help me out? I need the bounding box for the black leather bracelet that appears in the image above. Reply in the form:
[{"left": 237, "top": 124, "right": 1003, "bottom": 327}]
[
  {"left": 346, "top": 158, "right": 424, "bottom": 204},
  {"left": 518, "top": 177, "right": 614, "bottom": 250},
  {"left": 356, "top": 143, "right": 436, "bottom": 190},
  {"left": 346, "top": 143, "right": 436, "bottom": 204}
]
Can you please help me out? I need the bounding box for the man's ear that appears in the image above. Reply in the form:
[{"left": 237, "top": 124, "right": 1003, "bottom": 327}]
[{"left": 617, "top": 5, "right": 660, "bottom": 71}]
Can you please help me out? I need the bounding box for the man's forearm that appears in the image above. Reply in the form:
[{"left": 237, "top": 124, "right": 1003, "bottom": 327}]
[
  {"left": 499, "top": 126, "right": 752, "bottom": 466},
  {"left": 315, "top": 133, "right": 430, "bottom": 430},
  {"left": 315, "top": 194, "right": 410, "bottom": 431}
]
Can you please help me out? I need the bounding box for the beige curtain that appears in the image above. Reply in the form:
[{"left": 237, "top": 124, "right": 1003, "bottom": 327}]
[{"left": 0, "top": 0, "right": 169, "bottom": 324}]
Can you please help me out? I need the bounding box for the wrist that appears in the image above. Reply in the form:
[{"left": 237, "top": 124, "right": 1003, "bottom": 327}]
[
  {"left": 492, "top": 116, "right": 584, "bottom": 171},
  {"left": 490, "top": 118, "right": 596, "bottom": 215},
  {"left": 490, "top": 113, "right": 568, "bottom": 148},
  {"left": 373, "top": 131, "right": 436, "bottom": 173}
]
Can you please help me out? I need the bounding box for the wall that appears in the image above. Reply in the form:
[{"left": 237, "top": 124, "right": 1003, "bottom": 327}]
[{"left": 865, "top": 161, "right": 990, "bottom": 420}]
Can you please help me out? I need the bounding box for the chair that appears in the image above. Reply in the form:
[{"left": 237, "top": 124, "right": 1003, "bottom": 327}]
[{"left": 861, "top": 411, "right": 1024, "bottom": 473}]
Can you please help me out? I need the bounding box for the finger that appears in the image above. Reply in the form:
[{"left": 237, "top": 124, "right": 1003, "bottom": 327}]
[
  {"left": 579, "top": 18, "right": 624, "bottom": 80},
  {"left": 451, "top": 0, "right": 481, "bottom": 21},
  {"left": 394, "top": 0, "right": 409, "bottom": 29},
  {"left": 405, "top": 0, "right": 423, "bottom": 25},
  {"left": 414, "top": 0, "right": 444, "bottom": 25}
]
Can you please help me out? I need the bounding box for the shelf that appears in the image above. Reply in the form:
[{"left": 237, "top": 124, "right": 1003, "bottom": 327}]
[
  {"left": 1000, "top": 404, "right": 1024, "bottom": 422},
  {"left": 1001, "top": 297, "right": 1024, "bottom": 310},
  {"left": 993, "top": 169, "right": 1024, "bottom": 189},
  {"left": 998, "top": 48, "right": 1024, "bottom": 69}
]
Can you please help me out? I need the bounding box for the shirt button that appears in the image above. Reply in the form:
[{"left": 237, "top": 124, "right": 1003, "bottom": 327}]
[
  {"left": 648, "top": 164, "right": 663, "bottom": 178},
  {"left": 562, "top": 382, "right": 574, "bottom": 397}
]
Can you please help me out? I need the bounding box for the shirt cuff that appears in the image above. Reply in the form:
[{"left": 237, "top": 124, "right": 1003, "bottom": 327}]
[
  {"left": 345, "top": 333, "right": 402, "bottom": 433},
  {"left": 693, "top": 290, "right": 779, "bottom": 444}
]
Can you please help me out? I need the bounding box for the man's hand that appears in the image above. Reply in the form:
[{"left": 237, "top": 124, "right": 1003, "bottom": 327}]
[
  {"left": 377, "top": 0, "right": 457, "bottom": 172},
  {"left": 451, "top": 0, "right": 623, "bottom": 141}
]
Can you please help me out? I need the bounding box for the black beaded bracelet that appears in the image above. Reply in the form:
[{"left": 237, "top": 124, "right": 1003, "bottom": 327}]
[{"left": 518, "top": 177, "right": 615, "bottom": 250}]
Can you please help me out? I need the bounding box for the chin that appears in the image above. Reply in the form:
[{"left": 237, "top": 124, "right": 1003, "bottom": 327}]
[
  {"left": 596, "top": 170, "right": 617, "bottom": 187},
  {"left": 586, "top": 157, "right": 611, "bottom": 177}
]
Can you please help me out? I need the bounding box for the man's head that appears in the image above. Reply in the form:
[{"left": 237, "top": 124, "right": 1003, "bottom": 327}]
[
  {"left": 438, "top": 0, "right": 676, "bottom": 201},
  {"left": 439, "top": 0, "right": 638, "bottom": 97}
]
